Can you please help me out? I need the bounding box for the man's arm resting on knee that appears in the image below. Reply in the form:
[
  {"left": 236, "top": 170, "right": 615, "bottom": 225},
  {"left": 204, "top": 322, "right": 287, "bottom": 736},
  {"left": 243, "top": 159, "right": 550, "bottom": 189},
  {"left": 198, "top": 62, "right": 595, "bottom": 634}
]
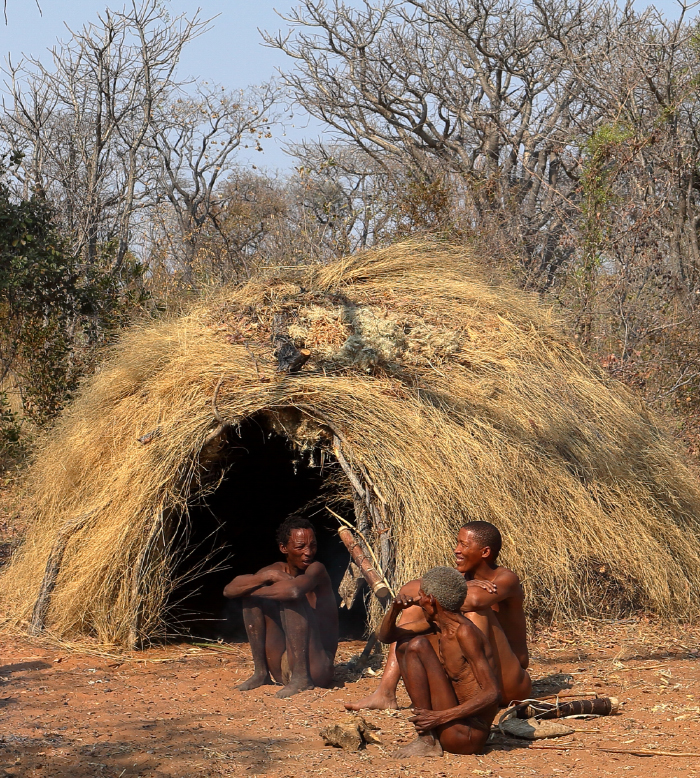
[
  {"left": 409, "top": 625, "right": 500, "bottom": 732},
  {"left": 223, "top": 566, "right": 292, "bottom": 599},
  {"left": 378, "top": 595, "right": 431, "bottom": 644},
  {"left": 247, "top": 561, "right": 328, "bottom": 602}
]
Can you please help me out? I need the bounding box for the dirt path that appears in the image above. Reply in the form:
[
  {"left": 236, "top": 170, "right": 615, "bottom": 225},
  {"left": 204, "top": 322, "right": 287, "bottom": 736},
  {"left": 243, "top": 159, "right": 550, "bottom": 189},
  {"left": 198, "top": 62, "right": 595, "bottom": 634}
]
[{"left": 1, "top": 619, "right": 700, "bottom": 777}]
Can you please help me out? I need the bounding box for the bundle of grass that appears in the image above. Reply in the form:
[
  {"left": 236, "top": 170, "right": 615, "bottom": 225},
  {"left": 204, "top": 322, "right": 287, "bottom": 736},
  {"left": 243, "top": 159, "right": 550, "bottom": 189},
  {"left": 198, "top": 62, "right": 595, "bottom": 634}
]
[{"left": 2, "top": 239, "right": 700, "bottom": 648}]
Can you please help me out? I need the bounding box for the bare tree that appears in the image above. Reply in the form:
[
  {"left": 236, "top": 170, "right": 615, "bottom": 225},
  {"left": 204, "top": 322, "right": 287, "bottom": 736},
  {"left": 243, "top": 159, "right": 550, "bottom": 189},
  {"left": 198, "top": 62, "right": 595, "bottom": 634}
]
[
  {"left": 144, "top": 81, "right": 278, "bottom": 281},
  {"left": 266, "top": 0, "right": 615, "bottom": 283},
  {"left": 1, "top": 0, "right": 210, "bottom": 269}
]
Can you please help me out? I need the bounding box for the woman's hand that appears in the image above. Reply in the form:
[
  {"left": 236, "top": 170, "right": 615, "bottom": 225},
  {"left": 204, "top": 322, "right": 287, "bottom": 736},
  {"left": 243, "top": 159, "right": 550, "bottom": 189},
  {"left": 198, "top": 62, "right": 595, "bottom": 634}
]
[
  {"left": 409, "top": 707, "right": 447, "bottom": 732},
  {"left": 264, "top": 569, "right": 293, "bottom": 585}
]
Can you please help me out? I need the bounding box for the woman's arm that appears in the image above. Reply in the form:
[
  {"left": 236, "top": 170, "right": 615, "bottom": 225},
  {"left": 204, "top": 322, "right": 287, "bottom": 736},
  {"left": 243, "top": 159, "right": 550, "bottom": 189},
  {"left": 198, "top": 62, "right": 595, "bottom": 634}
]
[
  {"left": 223, "top": 566, "right": 291, "bottom": 599},
  {"left": 252, "top": 561, "right": 325, "bottom": 602},
  {"left": 378, "top": 595, "right": 431, "bottom": 643}
]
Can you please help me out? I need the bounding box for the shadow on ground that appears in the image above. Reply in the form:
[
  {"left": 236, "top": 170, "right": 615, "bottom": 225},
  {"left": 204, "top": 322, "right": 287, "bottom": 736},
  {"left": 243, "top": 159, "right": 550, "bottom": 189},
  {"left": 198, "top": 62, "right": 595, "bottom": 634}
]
[{"left": 0, "top": 718, "right": 296, "bottom": 778}]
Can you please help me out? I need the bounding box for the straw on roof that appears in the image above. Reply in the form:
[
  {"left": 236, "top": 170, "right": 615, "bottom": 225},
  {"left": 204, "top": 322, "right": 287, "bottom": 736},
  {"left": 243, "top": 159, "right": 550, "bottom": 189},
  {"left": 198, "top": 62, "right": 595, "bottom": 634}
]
[{"left": 2, "top": 239, "right": 700, "bottom": 647}]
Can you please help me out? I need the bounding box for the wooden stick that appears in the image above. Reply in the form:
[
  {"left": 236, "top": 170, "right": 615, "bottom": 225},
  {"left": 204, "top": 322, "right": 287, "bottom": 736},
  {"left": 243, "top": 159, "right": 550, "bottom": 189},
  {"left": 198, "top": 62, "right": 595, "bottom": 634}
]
[
  {"left": 337, "top": 526, "right": 390, "bottom": 599},
  {"left": 212, "top": 376, "right": 227, "bottom": 424},
  {"left": 29, "top": 512, "right": 92, "bottom": 635},
  {"left": 291, "top": 405, "right": 396, "bottom": 588},
  {"left": 525, "top": 691, "right": 603, "bottom": 702},
  {"left": 511, "top": 742, "right": 580, "bottom": 751},
  {"left": 242, "top": 341, "right": 261, "bottom": 380},
  {"left": 129, "top": 509, "right": 164, "bottom": 650},
  {"left": 501, "top": 743, "right": 700, "bottom": 757},
  {"left": 599, "top": 747, "right": 700, "bottom": 757},
  {"left": 192, "top": 642, "right": 244, "bottom": 655},
  {"left": 332, "top": 438, "right": 367, "bottom": 498},
  {"left": 328, "top": 507, "right": 394, "bottom": 596},
  {"left": 202, "top": 422, "right": 228, "bottom": 448}
]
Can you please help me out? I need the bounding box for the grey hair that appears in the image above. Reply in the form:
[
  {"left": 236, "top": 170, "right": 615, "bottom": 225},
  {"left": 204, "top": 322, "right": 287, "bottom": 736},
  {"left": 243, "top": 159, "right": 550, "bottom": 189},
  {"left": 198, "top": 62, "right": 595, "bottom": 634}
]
[{"left": 421, "top": 566, "right": 467, "bottom": 612}]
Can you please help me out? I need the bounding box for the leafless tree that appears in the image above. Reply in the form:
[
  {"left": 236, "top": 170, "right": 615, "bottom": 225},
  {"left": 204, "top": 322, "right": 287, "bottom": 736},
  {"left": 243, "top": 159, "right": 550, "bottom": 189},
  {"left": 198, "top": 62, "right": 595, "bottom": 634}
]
[
  {"left": 144, "top": 81, "right": 279, "bottom": 281},
  {"left": 266, "top": 0, "right": 616, "bottom": 283},
  {"left": 1, "top": 0, "right": 210, "bottom": 269},
  {"left": 269, "top": 0, "right": 700, "bottom": 438}
]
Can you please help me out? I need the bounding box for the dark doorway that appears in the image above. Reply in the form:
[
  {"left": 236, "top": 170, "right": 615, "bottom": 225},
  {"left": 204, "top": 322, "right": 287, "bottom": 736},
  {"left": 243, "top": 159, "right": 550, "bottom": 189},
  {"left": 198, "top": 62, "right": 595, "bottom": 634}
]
[{"left": 166, "top": 416, "right": 367, "bottom": 641}]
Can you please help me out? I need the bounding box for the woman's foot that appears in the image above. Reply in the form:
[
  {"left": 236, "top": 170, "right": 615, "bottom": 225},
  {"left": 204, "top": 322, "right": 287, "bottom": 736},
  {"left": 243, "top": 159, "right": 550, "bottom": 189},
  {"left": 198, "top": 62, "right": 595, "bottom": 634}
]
[
  {"left": 237, "top": 672, "right": 275, "bottom": 691},
  {"left": 393, "top": 734, "right": 443, "bottom": 758},
  {"left": 344, "top": 688, "right": 399, "bottom": 711}
]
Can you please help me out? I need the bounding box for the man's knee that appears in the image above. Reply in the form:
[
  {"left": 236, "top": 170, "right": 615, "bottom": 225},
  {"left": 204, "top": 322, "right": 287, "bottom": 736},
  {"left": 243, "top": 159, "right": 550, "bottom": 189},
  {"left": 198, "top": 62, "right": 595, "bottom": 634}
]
[{"left": 397, "top": 635, "right": 431, "bottom": 657}]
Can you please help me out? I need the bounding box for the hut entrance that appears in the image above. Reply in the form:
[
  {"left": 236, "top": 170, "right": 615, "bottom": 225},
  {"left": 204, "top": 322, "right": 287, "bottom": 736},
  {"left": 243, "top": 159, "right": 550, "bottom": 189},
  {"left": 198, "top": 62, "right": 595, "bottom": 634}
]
[{"left": 166, "top": 416, "right": 366, "bottom": 642}]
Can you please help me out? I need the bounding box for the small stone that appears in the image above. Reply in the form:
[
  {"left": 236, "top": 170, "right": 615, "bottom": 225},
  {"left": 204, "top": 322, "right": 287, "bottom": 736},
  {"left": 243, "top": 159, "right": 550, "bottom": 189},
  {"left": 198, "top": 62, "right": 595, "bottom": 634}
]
[
  {"left": 320, "top": 720, "right": 364, "bottom": 750},
  {"left": 320, "top": 715, "right": 382, "bottom": 750}
]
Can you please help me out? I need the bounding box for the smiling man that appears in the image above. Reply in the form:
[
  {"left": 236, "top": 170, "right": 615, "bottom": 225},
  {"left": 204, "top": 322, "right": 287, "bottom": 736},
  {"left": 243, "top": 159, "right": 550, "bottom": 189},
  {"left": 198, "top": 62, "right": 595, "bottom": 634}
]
[
  {"left": 223, "top": 516, "right": 338, "bottom": 698},
  {"left": 346, "top": 520, "right": 530, "bottom": 711}
]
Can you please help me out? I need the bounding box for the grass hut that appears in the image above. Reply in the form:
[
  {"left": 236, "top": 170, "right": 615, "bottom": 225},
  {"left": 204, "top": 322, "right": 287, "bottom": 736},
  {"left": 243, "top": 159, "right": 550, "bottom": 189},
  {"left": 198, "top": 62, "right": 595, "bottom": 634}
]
[{"left": 2, "top": 240, "right": 700, "bottom": 648}]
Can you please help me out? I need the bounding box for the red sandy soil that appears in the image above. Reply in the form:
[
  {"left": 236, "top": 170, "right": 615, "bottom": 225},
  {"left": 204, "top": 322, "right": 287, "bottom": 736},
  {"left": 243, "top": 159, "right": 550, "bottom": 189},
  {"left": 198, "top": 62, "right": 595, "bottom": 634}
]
[{"left": 1, "top": 619, "right": 700, "bottom": 778}]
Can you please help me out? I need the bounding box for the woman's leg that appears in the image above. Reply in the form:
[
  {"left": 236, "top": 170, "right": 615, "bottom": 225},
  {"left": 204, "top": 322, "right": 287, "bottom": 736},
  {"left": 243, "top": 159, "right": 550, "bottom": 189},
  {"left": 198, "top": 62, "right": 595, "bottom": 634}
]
[
  {"left": 396, "top": 635, "right": 490, "bottom": 756},
  {"left": 238, "top": 596, "right": 283, "bottom": 690},
  {"left": 277, "top": 598, "right": 334, "bottom": 697}
]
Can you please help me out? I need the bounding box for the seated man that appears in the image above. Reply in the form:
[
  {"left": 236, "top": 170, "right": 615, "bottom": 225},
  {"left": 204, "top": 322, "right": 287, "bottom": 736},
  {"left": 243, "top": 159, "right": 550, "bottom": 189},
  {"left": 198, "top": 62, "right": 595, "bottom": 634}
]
[
  {"left": 223, "top": 516, "right": 338, "bottom": 698},
  {"left": 378, "top": 566, "right": 501, "bottom": 757},
  {"left": 347, "top": 520, "right": 530, "bottom": 710}
]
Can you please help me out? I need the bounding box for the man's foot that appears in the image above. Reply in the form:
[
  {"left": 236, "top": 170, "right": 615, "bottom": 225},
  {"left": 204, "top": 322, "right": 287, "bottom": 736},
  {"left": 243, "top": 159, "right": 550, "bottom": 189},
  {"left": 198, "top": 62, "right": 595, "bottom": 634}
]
[
  {"left": 344, "top": 689, "right": 399, "bottom": 711},
  {"left": 275, "top": 678, "right": 315, "bottom": 698},
  {"left": 393, "top": 735, "right": 443, "bottom": 759},
  {"left": 237, "top": 672, "right": 275, "bottom": 691}
]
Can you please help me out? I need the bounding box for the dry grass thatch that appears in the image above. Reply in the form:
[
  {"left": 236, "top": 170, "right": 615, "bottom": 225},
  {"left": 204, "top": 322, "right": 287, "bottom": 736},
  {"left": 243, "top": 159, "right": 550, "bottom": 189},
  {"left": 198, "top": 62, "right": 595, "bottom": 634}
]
[{"left": 2, "top": 239, "right": 700, "bottom": 647}]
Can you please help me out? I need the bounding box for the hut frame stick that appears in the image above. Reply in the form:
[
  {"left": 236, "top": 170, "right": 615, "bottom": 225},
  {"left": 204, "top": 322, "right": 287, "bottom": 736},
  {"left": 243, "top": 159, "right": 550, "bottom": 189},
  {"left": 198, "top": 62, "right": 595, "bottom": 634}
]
[
  {"left": 29, "top": 512, "right": 93, "bottom": 635},
  {"left": 293, "top": 403, "right": 396, "bottom": 588},
  {"left": 201, "top": 377, "right": 233, "bottom": 447},
  {"left": 330, "top": 434, "right": 394, "bottom": 581},
  {"left": 128, "top": 509, "right": 165, "bottom": 650}
]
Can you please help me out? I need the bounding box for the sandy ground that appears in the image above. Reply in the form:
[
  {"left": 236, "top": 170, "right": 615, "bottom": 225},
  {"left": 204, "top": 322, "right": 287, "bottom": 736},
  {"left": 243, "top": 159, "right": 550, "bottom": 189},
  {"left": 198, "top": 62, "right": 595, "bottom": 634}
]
[{"left": 1, "top": 619, "right": 700, "bottom": 778}]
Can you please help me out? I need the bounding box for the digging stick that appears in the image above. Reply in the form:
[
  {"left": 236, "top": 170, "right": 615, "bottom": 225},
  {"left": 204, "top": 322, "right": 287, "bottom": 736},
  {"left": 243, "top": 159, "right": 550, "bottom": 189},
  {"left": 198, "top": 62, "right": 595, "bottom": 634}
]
[
  {"left": 327, "top": 507, "right": 394, "bottom": 596},
  {"left": 336, "top": 525, "right": 391, "bottom": 600}
]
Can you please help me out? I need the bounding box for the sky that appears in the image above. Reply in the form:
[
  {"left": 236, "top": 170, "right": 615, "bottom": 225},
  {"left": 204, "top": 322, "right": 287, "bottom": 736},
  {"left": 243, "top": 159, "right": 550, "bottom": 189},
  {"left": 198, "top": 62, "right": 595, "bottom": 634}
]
[{"left": 0, "top": 0, "right": 690, "bottom": 172}]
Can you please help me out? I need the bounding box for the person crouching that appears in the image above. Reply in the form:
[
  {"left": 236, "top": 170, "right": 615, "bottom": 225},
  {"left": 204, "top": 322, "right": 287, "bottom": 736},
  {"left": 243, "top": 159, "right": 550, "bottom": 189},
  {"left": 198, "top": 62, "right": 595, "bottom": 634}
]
[
  {"left": 378, "top": 566, "right": 500, "bottom": 757},
  {"left": 223, "top": 516, "right": 338, "bottom": 698}
]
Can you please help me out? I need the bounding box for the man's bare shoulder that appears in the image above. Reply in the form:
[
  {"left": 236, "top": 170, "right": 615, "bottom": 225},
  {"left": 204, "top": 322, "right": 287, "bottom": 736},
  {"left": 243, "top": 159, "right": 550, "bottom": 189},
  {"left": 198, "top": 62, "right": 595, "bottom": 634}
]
[
  {"left": 494, "top": 566, "right": 524, "bottom": 594},
  {"left": 398, "top": 578, "right": 422, "bottom": 596},
  {"left": 305, "top": 560, "right": 332, "bottom": 583}
]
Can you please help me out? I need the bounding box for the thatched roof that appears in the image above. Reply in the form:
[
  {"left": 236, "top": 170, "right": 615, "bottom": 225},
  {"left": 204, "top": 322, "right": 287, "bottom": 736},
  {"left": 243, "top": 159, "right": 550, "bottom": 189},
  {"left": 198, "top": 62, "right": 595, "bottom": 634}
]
[{"left": 2, "top": 240, "right": 700, "bottom": 647}]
